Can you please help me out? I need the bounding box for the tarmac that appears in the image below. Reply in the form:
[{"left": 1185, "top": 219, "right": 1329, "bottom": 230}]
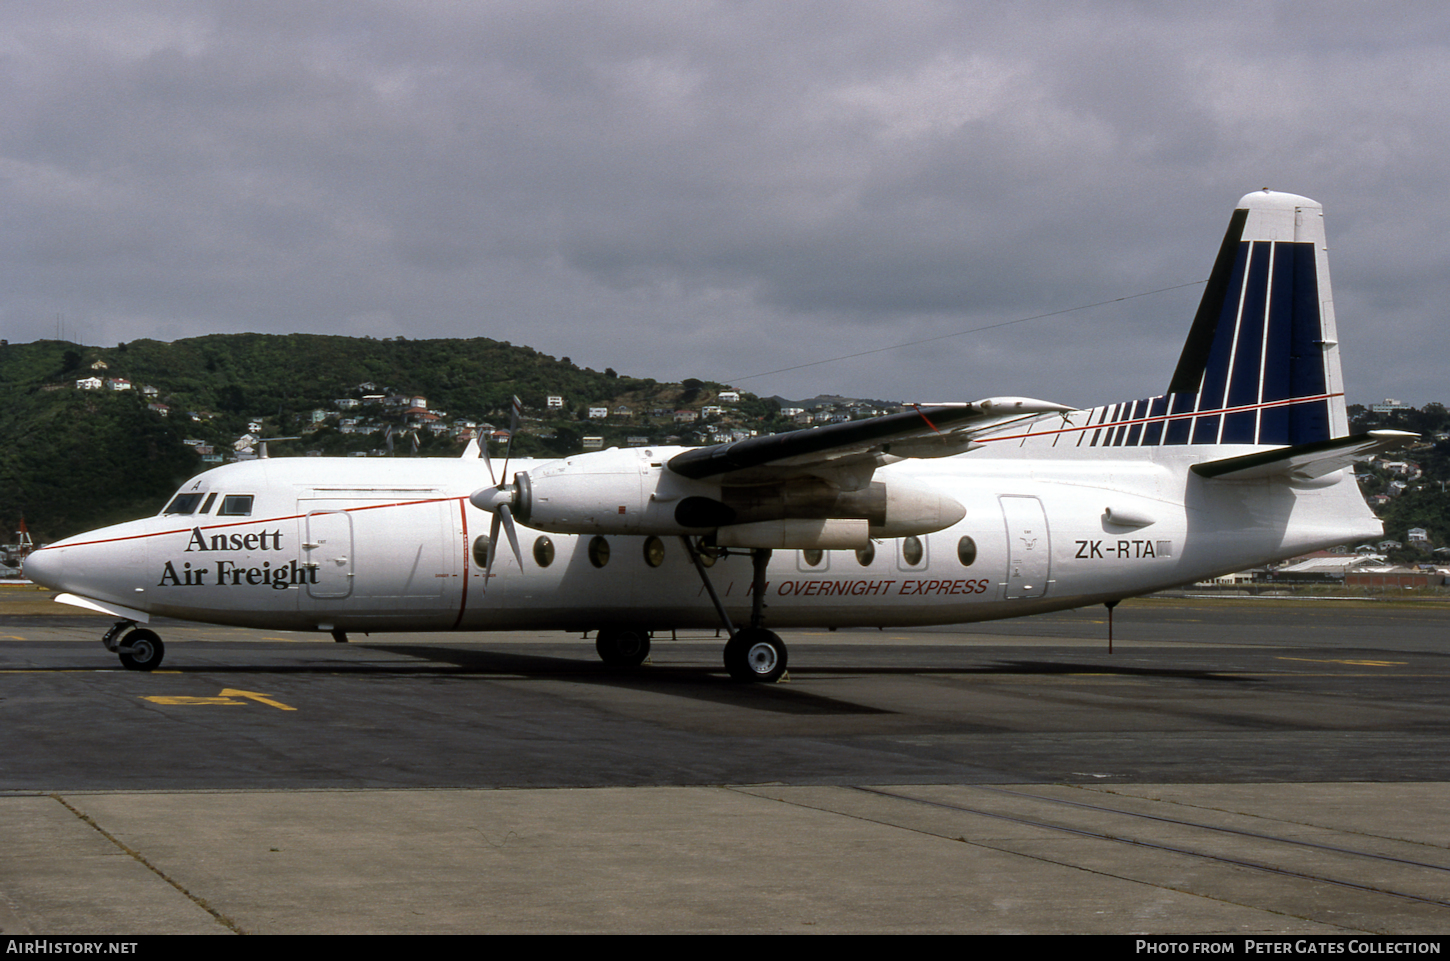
[{"left": 2, "top": 587, "right": 1448, "bottom": 934}]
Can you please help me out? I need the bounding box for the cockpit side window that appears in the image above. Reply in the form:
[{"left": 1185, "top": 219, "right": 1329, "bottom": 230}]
[
  {"left": 199, "top": 493, "right": 217, "bottom": 514},
  {"left": 217, "top": 494, "right": 255, "bottom": 517},
  {"left": 163, "top": 493, "right": 205, "bottom": 515}
]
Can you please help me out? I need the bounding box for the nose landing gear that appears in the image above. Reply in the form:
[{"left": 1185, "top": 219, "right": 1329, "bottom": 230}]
[{"left": 102, "top": 620, "right": 166, "bottom": 671}]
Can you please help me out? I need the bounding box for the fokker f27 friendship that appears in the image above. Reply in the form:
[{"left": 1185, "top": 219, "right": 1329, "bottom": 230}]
[{"left": 25, "top": 191, "right": 1411, "bottom": 680}]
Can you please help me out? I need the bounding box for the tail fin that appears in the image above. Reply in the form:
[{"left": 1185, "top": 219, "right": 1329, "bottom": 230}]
[
  {"left": 1032, "top": 190, "right": 1350, "bottom": 451},
  {"left": 1164, "top": 190, "right": 1347, "bottom": 446}
]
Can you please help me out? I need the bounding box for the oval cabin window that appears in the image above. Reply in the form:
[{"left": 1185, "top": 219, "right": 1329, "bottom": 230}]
[
  {"left": 902, "top": 535, "right": 924, "bottom": 567},
  {"left": 588, "top": 536, "right": 611, "bottom": 568},
  {"left": 957, "top": 536, "right": 977, "bottom": 567}
]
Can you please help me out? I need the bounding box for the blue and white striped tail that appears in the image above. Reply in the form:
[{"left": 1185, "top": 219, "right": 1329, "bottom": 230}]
[{"left": 1070, "top": 190, "right": 1348, "bottom": 449}]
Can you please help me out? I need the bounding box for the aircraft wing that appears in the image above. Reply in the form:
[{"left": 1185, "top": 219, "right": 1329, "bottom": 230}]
[
  {"left": 667, "top": 397, "right": 1071, "bottom": 488},
  {"left": 1190, "top": 430, "right": 1418, "bottom": 481}
]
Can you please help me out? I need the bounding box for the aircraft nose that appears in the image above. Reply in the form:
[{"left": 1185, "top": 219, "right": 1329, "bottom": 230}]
[{"left": 22, "top": 548, "right": 63, "bottom": 591}]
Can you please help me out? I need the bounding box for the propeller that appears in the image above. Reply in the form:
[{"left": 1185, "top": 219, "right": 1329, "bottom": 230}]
[{"left": 469, "top": 396, "right": 525, "bottom": 581}]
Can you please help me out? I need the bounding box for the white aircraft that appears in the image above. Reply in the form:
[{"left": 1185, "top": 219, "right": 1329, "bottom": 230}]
[{"left": 24, "top": 190, "right": 1411, "bottom": 680}]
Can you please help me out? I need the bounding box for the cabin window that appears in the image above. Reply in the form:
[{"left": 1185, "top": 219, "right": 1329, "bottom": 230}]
[
  {"left": 588, "top": 536, "right": 611, "bottom": 568},
  {"left": 901, "top": 535, "right": 925, "bottom": 567},
  {"left": 957, "top": 536, "right": 977, "bottom": 567},
  {"left": 217, "top": 495, "right": 254, "bottom": 517},
  {"left": 533, "top": 536, "right": 555, "bottom": 568},
  {"left": 802, "top": 549, "right": 824, "bottom": 567},
  {"left": 162, "top": 493, "right": 205, "bottom": 515},
  {"left": 472, "top": 534, "right": 491, "bottom": 568},
  {"left": 643, "top": 536, "right": 665, "bottom": 568}
]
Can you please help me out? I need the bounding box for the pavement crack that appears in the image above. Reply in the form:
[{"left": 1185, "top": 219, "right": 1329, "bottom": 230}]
[{"left": 49, "top": 793, "right": 246, "bottom": 935}]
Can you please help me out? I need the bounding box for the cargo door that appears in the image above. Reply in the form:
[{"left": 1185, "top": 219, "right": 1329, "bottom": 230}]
[
  {"left": 303, "top": 509, "right": 353, "bottom": 599},
  {"left": 1000, "top": 495, "right": 1050, "bottom": 599}
]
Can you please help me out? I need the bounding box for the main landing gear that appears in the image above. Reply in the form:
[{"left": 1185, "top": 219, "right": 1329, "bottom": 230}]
[
  {"left": 682, "top": 537, "right": 789, "bottom": 683},
  {"left": 102, "top": 620, "right": 165, "bottom": 671},
  {"left": 722, "top": 627, "right": 788, "bottom": 683},
  {"left": 595, "top": 628, "right": 652, "bottom": 667}
]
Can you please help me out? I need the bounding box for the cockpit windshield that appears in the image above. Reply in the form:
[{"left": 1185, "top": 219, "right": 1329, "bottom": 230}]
[
  {"left": 217, "top": 494, "right": 254, "bottom": 516},
  {"left": 162, "top": 493, "right": 206, "bottom": 515},
  {"left": 162, "top": 492, "right": 219, "bottom": 515}
]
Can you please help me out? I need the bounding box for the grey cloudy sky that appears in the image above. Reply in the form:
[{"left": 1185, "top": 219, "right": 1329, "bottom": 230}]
[{"left": 4, "top": 1, "right": 1448, "bottom": 407}]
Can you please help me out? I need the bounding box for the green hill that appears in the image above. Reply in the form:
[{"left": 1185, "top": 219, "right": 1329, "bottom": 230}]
[{"left": 0, "top": 335, "right": 772, "bottom": 543}]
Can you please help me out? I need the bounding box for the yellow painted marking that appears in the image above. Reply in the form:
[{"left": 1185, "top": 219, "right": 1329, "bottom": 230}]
[
  {"left": 142, "top": 696, "right": 247, "bottom": 706},
  {"left": 140, "top": 688, "right": 297, "bottom": 710},
  {"left": 219, "top": 688, "right": 297, "bottom": 711},
  {"left": 1277, "top": 657, "right": 1406, "bottom": 667}
]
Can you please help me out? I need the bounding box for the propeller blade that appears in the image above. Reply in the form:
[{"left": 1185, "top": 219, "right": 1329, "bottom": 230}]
[
  {"left": 485, "top": 511, "right": 501, "bottom": 581},
  {"left": 480, "top": 434, "right": 496, "bottom": 485},
  {"left": 500, "top": 395, "right": 522, "bottom": 484},
  {"left": 497, "top": 502, "right": 524, "bottom": 570}
]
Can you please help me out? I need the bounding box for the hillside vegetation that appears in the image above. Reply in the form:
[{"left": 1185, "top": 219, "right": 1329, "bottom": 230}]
[{"left": 0, "top": 335, "right": 781, "bottom": 542}]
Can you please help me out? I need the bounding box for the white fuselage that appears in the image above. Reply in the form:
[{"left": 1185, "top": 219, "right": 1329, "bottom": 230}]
[{"left": 24, "top": 440, "right": 1381, "bottom": 636}]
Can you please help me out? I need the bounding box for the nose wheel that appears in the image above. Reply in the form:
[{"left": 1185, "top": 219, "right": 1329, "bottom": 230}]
[{"left": 103, "top": 621, "right": 165, "bottom": 671}]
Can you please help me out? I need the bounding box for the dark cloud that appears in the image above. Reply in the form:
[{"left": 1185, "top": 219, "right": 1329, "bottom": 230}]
[{"left": 3, "top": 2, "right": 1448, "bottom": 406}]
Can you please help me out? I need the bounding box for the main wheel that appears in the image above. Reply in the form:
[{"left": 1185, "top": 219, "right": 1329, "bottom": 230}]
[
  {"left": 723, "top": 628, "right": 787, "bottom": 683},
  {"left": 118, "top": 629, "right": 165, "bottom": 671},
  {"left": 595, "top": 628, "right": 651, "bottom": 668}
]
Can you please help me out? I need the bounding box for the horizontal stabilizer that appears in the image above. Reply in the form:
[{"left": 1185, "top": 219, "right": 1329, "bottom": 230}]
[{"left": 1190, "top": 430, "right": 1417, "bottom": 481}]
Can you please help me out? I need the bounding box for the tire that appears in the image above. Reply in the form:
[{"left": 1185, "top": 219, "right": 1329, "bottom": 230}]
[
  {"left": 595, "top": 628, "right": 651, "bottom": 668},
  {"left": 723, "top": 628, "right": 787, "bottom": 683},
  {"left": 118, "top": 629, "right": 165, "bottom": 671}
]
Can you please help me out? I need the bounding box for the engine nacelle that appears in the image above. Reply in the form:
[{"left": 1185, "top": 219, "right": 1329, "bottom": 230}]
[
  {"left": 513, "top": 447, "right": 714, "bottom": 535},
  {"left": 500, "top": 446, "right": 967, "bottom": 544}
]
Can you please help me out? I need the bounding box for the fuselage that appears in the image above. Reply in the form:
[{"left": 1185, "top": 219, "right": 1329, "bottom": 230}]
[{"left": 24, "top": 439, "right": 1381, "bottom": 636}]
